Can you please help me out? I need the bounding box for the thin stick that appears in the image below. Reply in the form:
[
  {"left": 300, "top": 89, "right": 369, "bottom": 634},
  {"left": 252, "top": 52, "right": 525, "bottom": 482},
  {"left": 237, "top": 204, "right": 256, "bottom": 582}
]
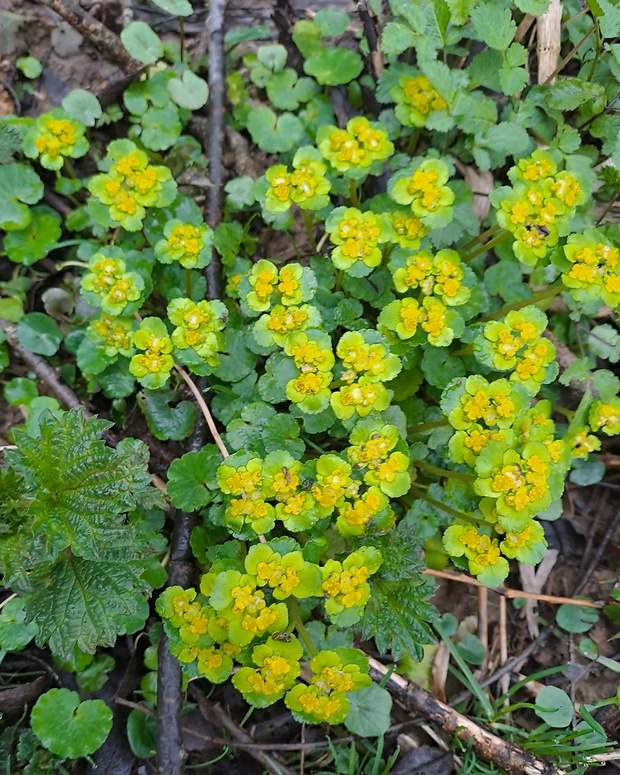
[
  {"left": 188, "top": 686, "right": 297, "bottom": 775},
  {"left": 498, "top": 594, "right": 510, "bottom": 702},
  {"left": 174, "top": 364, "right": 229, "bottom": 458},
  {"left": 425, "top": 568, "right": 604, "bottom": 608},
  {"left": 478, "top": 586, "right": 489, "bottom": 674},
  {"left": 34, "top": 0, "right": 140, "bottom": 71},
  {"left": 119, "top": 698, "right": 355, "bottom": 752},
  {"left": 367, "top": 657, "right": 563, "bottom": 775},
  {"left": 205, "top": 0, "right": 227, "bottom": 299}
]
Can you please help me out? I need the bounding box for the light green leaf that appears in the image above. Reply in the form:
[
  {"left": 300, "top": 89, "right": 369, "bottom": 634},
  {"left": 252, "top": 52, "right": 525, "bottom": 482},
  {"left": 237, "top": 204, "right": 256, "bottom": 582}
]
[
  {"left": 16, "top": 313, "right": 62, "bottom": 356},
  {"left": 556, "top": 604, "right": 599, "bottom": 633},
  {"left": 246, "top": 107, "right": 305, "bottom": 154},
  {"left": 514, "top": 0, "right": 551, "bottom": 13},
  {"left": 381, "top": 21, "right": 417, "bottom": 56},
  {"left": 62, "top": 89, "right": 102, "bottom": 126},
  {"left": 445, "top": 0, "right": 476, "bottom": 25},
  {"left": 167, "top": 70, "right": 209, "bottom": 110},
  {"left": 535, "top": 686, "right": 574, "bottom": 728},
  {"left": 5, "top": 206, "right": 62, "bottom": 265},
  {"left": 303, "top": 47, "right": 363, "bottom": 86},
  {"left": 593, "top": 369, "right": 620, "bottom": 402},
  {"left": 121, "top": 21, "right": 163, "bottom": 64},
  {"left": 0, "top": 163, "right": 44, "bottom": 231},
  {"left": 345, "top": 684, "right": 392, "bottom": 737},
  {"left": 31, "top": 688, "right": 112, "bottom": 758},
  {"left": 599, "top": 0, "right": 620, "bottom": 37},
  {"left": 470, "top": 3, "right": 516, "bottom": 50},
  {"left": 314, "top": 8, "right": 349, "bottom": 36},
  {"left": 257, "top": 44, "right": 288, "bottom": 73},
  {"left": 588, "top": 324, "right": 620, "bottom": 363},
  {"left": 150, "top": 0, "right": 193, "bottom": 16},
  {"left": 16, "top": 56, "right": 42, "bottom": 78},
  {"left": 167, "top": 447, "right": 219, "bottom": 511}
]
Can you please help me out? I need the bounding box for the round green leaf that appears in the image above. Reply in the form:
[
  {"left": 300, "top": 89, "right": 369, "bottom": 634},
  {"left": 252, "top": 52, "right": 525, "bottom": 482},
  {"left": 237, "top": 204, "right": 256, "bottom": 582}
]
[
  {"left": 0, "top": 598, "right": 38, "bottom": 652},
  {"left": 4, "top": 206, "right": 62, "bottom": 265},
  {"left": 121, "top": 21, "right": 163, "bottom": 64},
  {"left": 167, "top": 70, "right": 209, "bottom": 110},
  {"left": 137, "top": 389, "right": 197, "bottom": 441},
  {"left": 0, "top": 297, "right": 24, "bottom": 322},
  {"left": 345, "top": 683, "right": 392, "bottom": 737},
  {"left": 4, "top": 377, "right": 38, "bottom": 407},
  {"left": 534, "top": 686, "right": 574, "bottom": 728},
  {"left": 127, "top": 708, "right": 157, "bottom": 758},
  {"left": 31, "top": 688, "right": 112, "bottom": 759},
  {"left": 62, "top": 89, "right": 102, "bottom": 127},
  {"left": 257, "top": 44, "right": 288, "bottom": 73},
  {"left": 303, "top": 47, "right": 363, "bottom": 86},
  {"left": 246, "top": 107, "right": 304, "bottom": 153},
  {"left": 456, "top": 633, "right": 487, "bottom": 665},
  {"left": 16, "top": 313, "right": 63, "bottom": 356},
  {"left": 314, "top": 8, "right": 349, "bottom": 37},
  {"left": 16, "top": 56, "right": 42, "bottom": 78},
  {"left": 556, "top": 604, "right": 599, "bottom": 634},
  {"left": 150, "top": 0, "right": 193, "bottom": 16},
  {"left": 0, "top": 163, "right": 44, "bottom": 231}
]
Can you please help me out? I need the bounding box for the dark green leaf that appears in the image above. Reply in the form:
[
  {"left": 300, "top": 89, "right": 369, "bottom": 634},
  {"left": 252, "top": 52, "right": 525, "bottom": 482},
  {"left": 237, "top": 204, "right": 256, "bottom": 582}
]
[{"left": 137, "top": 390, "right": 197, "bottom": 441}]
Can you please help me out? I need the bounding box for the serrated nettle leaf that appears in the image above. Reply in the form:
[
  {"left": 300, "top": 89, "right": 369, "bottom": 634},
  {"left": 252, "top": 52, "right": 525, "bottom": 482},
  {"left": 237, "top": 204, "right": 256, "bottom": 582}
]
[
  {"left": 515, "top": 0, "right": 551, "bottom": 13},
  {"left": 598, "top": 0, "right": 620, "bottom": 37},
  {"left": 470, "top": 2, "right": 516, "bottom": 50},
  {"left": 588, "top": 324, "right": 620, "bottom": 362}
]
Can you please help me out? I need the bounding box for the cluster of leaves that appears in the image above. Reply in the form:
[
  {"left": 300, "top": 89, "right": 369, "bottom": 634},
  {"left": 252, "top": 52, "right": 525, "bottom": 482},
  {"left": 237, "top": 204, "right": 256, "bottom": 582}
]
[{"left": 1, "top": 0, "right": 620, "bottom": 762}]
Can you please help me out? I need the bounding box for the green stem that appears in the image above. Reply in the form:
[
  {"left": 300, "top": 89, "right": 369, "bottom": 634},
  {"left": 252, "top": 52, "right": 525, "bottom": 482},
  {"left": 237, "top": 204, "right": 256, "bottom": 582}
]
[
  {"left": 63, "top": 157, "right": 79, "bottom": 181},
  {"left": 415, "top": 459, "right": 475, "bottom": 483},
  {"left": 284, "top": 230, "right": 301, "bottom": 260},
  {"left": 587, "top": 19, "right": 602, "bottom": 82},
  {"left": 461, "top": 223, "right": 501, "bottom": 253},
  {"left": 302, "top": 435, "right": 325, "bottom": 455},
  {"left": 406, "top": 126, "right": 422, "bottom": 157},
  {"left": 179, "top": 16, "right": 185, "bottom": 63},
  {"left": 287, "top": 598, "right": 318, "bottom": 657},
  {"left": 410, "top": 485, "right": 479, "bottom": 524},
  {"left": 56, "top": 260, "right": 90, "bottom": 270},
  {"left": 462, "top": 231, "right": 509, "bottom": 263},
  {"left": 301, "top": 209, "right": 318, "bottom": 253},
  {"left": 185, "top": 268, "right": 193, "bottom": 299},
  {"left": 348, "top": 178, "right": 360, "bottom": 208},
  {"left": 407, "top": 418, "right": 449, "bottom": 434},
  {"left": 382, "top": 243, "right": 396, "bottom": 264},
  {"left": 451, "top": 344, "right": 473, "bottom": 357},
  {"left": 552, "top": 404, "right": 575, "bottom": 420},
  {"left": 477, "top": 280, "right": 564, "bottom": 322}
]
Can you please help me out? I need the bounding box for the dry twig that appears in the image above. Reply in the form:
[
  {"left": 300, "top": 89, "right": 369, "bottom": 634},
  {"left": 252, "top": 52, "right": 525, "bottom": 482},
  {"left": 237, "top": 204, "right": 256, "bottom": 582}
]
[
  {"left": 34, "top": 0, "right": 140, "bottom": 71},
  {"left": 368, "top": 657, "right": 561, "bottom": 775}
]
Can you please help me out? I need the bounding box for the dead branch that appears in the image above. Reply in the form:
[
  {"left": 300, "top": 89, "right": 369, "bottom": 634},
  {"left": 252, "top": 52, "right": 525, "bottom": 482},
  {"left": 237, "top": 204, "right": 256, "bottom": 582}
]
[
  {"left": 368, "top": 657, "right": 562, "bottom": 775},
  {"left": 205, "top": 0, "right": 227, "bottom": 300},
  {"left": 34, "top": 0, "right": 141, "bottom": 72}
]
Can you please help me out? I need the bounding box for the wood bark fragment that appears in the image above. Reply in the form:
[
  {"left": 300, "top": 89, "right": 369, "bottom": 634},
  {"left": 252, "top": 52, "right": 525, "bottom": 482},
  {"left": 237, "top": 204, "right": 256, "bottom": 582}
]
[
  {"left": 537, "top": 0, "right": 562, "bottom": 84},
  {"left": 34, "top": 0, "right": 141, "bottom": 72},
  {"left": 368, "top": 657, "right": 562, "bottom": 775}
]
